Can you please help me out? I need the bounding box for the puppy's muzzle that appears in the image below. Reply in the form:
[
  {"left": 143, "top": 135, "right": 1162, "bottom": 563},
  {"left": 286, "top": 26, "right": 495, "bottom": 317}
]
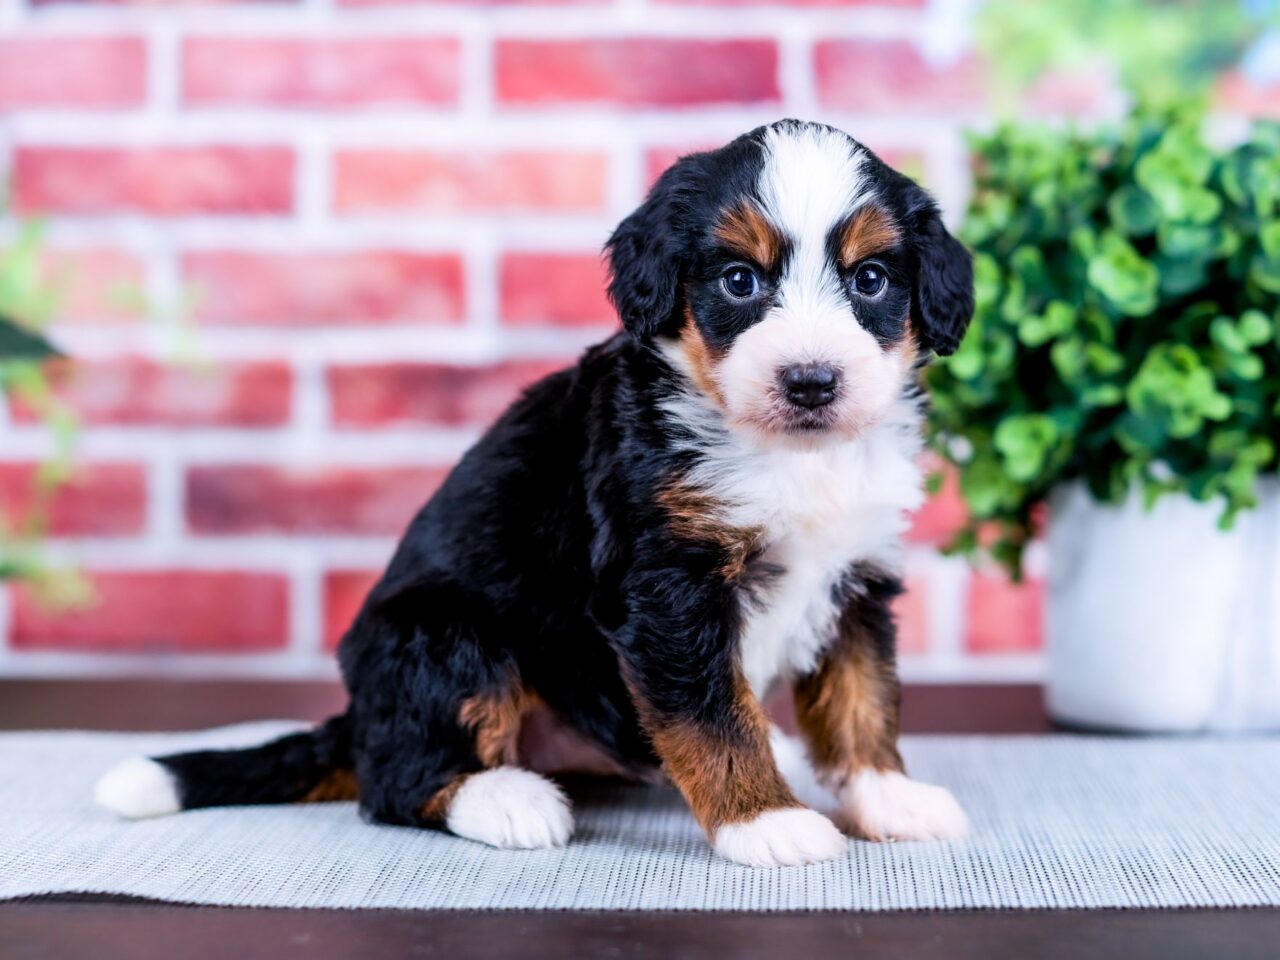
[{"left": 779, "top": 363, "right": 840, "bottom": 410}]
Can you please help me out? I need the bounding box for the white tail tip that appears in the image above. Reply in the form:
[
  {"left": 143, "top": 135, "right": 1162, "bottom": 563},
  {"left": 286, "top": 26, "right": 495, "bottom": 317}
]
[{"left": 94, "top": 757, "right": 182, "bottom": 819}]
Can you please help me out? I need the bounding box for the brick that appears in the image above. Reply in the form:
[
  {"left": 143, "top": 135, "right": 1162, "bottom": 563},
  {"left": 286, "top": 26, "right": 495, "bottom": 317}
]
[
  {"left": 11, "top": 357, "right": 292, "bottom": 427},
  {"left": 1218, "top": 71, "right": 1280, "bottom": 117},
  {"left": 11, "top": 571, "right": 289, "bottom": 653},
  {"left": 965, "top": 573, "right": 1044, "bottom": 654},
  {"left": 341, "top": 0, "right": 602, "bottom": 5},
  {"left": 334, "top": 150, "right": 607, "bottom": 213},
  {"left": 644, "top": 145, "right": 716, "bottom": 189},
  {"left": 21, "top": 249, "right": 146, "bottom": 323},
  {"left": 183, "top": 251, "right": 465, "bottom": 326},
  {"left": 500, "top": 253, "right": 613, "bottom": 328},
  {"left": 183, "top": 37, "right": 460, "bottom": 107},
  {"left": 14, "top": 147, "right": 294, "bottom": 216},
  {"left": 496, "top": 39, "right": 780, "bottom": 107},
  {"left": 329, "top": 359, "right": 568, "bottom": 428},
  {"left": 0, "top": 37, "right": 146, "bottom": 110},
  {"left": 907, "top": 466, "right": 967, "bottom": 545},
  {"left": 1023, "top": 67, "right": 1114, "bottom": 116},
  {"left": 186, "top": 465, "right": 447, "bottom": 535},
  {"left": 0, "top": 463, "right": 146, "bottom": 536},
  {"left": 815, "top": 41, "right": 985, "bottom": 112},
  {"left": 661, "top": 0, "right": 921, "bottom": 4},
  {"left": 323, "top": 569, "right": 380, "bottom": 651},
  {"left": 31, "top": 0, "right": 299, "bottom": 5}
]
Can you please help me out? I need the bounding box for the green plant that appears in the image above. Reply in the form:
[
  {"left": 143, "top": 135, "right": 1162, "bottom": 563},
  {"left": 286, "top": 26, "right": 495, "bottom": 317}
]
[
  {"left": 926, "top": 104, "right": 1280, "bottom": 577},
  {"left": 0, "top": 222, "right": 78, "bottom": 587},
  {"left": 976, "top": 0, "right": 1278, "bottom": 108}
]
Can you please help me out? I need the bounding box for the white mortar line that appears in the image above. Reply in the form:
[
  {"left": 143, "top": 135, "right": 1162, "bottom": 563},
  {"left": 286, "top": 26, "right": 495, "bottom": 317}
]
[
  {"left": 288, "top": 551, "right": 325, "bottom": 660},
  {"left": 0, "top": 427, "right": 480, "bottom": 464},
  {"left": 13, "top": 8, "right": 925, "bottom": 36},
  {"left": 146, "top": 18, "right": 180, "bottom": 117},
  {"left": 0, "top": 651, "right": 342, "bottom": 681},
  {"left": 28, "top": 537, "right": 397, "bottom": 569},
  {"left": 899, "top": 654, "right": 1046, "bottom": 684},
  {"left": 147, "top": 454, "right": 185, "bottom": 543}
]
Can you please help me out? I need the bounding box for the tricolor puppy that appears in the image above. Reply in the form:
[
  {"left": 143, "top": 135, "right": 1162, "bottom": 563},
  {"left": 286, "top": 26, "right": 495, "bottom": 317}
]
[{"left": 95, "top": 120, "right": 975, "bottom": 868}]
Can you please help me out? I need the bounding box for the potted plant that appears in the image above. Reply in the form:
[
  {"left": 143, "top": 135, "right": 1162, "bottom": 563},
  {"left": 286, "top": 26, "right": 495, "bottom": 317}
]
[{"left": 926, "top": 104, "right": 1280, "bottom": 731}]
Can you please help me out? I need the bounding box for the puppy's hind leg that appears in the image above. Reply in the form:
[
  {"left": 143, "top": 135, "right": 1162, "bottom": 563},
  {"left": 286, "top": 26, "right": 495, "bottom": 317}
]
[{"left": 343, "top": 607, "right": 572, "bottom": 850}]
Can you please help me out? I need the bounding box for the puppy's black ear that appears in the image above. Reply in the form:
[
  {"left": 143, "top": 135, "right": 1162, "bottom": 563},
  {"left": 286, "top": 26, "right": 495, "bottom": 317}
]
[
  {"left": 910, "top": 203, "right": 974, "bottom": 357},
  {"left": 605, "top": 161, "right": 692, "bottom": 341}
]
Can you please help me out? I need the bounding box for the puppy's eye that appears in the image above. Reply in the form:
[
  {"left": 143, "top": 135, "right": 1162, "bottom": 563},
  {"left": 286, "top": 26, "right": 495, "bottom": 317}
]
[
  {"left": 852, "top": 262, "right": 888, "bottom": 297},
  {"left": 720, "top": 266, "right": 760, "bottom": 300}
]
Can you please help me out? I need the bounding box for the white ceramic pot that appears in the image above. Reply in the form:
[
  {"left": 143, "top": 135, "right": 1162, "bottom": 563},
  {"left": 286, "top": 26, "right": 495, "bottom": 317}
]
[{"left": 1046, "top": 479, "right": 1280, "bottom": 732}]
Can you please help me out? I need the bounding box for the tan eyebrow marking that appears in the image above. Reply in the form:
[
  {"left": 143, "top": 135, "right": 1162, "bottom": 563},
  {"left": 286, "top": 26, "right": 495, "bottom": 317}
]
[
  {"left": 839, "top": 204, "right": 902, "bottom": 267},
  {"left": 714, "top": 202, "right": 785, "bottom": 270}
]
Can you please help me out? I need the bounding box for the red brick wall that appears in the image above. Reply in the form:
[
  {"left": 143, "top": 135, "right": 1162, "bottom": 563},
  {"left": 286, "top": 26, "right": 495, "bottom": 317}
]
[{"left": 2, "top": 0, "right": 1271, "bottom": 680}]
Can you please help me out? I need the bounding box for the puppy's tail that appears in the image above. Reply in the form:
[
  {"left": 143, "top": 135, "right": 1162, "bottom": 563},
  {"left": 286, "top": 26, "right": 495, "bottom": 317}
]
[{"left": 94, "top": 714, "right": 355, "bottom": 819}]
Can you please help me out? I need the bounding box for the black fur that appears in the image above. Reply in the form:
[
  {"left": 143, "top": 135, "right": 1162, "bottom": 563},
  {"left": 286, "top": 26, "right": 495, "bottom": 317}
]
[
  {"left": 145, "top": 121, "right": 974, "bottom": 838},
  {"left": 911, "top": 213, "right": 974, "bottom": 356}
]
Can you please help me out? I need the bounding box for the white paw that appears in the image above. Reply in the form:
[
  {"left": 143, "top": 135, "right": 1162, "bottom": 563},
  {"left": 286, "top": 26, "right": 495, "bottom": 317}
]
[
  {"left": 445, "top": 767, "right": 573, "bottom": 850},
  {"left": 95, "top": 757, "right": 182, "bottom": 819},
  {"left": 839, "top": 770, "right": 969, "bottom": 842},
  {"left": 713, "top": 807, "right": 848, "bottom": 868}
]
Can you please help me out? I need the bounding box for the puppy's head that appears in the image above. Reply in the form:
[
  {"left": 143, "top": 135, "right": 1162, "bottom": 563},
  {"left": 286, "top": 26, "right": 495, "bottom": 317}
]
[{"left": 607, "top": 120, "right": 973, "bottom": 445}]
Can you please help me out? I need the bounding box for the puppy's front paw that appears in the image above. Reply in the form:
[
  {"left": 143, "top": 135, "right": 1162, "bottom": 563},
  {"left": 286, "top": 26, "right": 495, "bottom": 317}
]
[
  {"left": 445, "top": 767, "right": 573, "bottom": 850},
  {"left": 839, "top": 770, "right": 969, "bottom": 842},
  {"left": 713, "top": 807, "right": 848, "bottom": 868}
]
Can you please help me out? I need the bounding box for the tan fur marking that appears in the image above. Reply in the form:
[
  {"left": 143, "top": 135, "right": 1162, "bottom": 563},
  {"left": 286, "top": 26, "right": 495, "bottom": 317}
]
[
  {"left": 897, "top": 327, "right": 920, "bottom": 370},
  {"left": 839, "top": 205, "right": 902, "bottom": 267},
  {"left": 677, "top": 305, "right": 726, "bottom": 407},
  {"left": 301, "top": 768, "right": 360, "bottom": 804},
  {"left": 656, "top": 480, "right": 763, "bottom": 582},
  {"left": 459, "top": 681, "right": 541, "bottom": 768},
  {"left": 645, "top": 675, "right": 799, "bottom": 833},
  {"left": 793, "top": 626, "right": 904, "bottom": 783},
  {"left": 714, "top": 202, "right": 785, "bottom": 269},
  {"left": 420, "top": 775, "right": 468, "bottom": 822}
]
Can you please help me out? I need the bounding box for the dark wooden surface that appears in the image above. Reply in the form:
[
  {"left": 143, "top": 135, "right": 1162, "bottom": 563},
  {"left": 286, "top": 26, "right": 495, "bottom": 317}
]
[
  {"left": 5, "top": 900, "right": 1280, "bottom": 960},
  {"left": 0, "top": 679, "right": 1271, "bottom": 960},
  {"left": 0, "top": 678, "right": 1052, "bottom": 734}
]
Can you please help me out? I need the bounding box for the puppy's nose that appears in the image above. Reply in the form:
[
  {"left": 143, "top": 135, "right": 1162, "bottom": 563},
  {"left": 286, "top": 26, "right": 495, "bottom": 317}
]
[{"left": 780, "top": 363, "right": 840, "bottom": 409}]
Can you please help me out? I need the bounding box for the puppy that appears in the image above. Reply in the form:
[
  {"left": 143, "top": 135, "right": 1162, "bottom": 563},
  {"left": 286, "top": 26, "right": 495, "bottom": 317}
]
[{"left": 95, "top": 120, "right": 975, "bottom": 868}]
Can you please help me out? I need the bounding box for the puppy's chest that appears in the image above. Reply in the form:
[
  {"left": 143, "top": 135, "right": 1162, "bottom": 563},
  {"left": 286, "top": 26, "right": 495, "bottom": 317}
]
[{"left": 698, "top": 438, "right": 923, "bottom": 699}]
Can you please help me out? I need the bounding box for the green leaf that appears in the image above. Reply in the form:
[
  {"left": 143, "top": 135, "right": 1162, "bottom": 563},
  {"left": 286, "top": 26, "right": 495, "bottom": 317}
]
[
  {"left": 1126, "top": 344, "right": 1232, "bottom": 438},
  {"left": 1156, "top": 254, "right": 1209, "bottom": 296},
  {"left": 1087, "top": 232, "right": 1159, "bottom": 316},
  {"left": 1107, "top": 185, "right": 1160, "bottom": 236},
  {"left": 1260, "top": 221, "right": 1280, "bottom": 260},
  {"left": 1082, "top": 383, "right": 1124, "bottom": 407},
  {"left": 1017, "top": 301, "right": 1076, "bottom": 347},
  {"left": 1239, "top": 309, "right": 1272, "bottom": 345},
  {"left": 0, "top": 316, "right": 60, "bottom": 360},
  {"left": 1250, "top": 252, "right": 1280, "bottom": 294},
  {"left": 995, "top": 414, "right": 1061, "bottom": 483}
]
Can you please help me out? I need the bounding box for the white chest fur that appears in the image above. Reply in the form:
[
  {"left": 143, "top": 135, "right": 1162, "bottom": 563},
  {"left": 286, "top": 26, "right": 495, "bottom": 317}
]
[{"left": 669, "top": 396, "right": 925, "bottom": 699}]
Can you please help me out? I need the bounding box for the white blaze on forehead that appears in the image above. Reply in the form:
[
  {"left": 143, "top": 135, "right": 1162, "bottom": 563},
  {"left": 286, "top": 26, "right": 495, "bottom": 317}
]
[{"left": 757, "top": 123, "right": 870, "bottom": 306}]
